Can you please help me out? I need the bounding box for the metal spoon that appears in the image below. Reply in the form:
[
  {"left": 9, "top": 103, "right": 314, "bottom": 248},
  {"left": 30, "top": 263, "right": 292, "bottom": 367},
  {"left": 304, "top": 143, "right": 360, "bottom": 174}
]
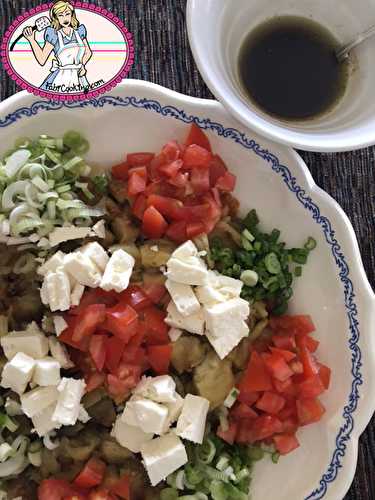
[{"left": 336, "top": 24, "right": 375, "bottom": 62}]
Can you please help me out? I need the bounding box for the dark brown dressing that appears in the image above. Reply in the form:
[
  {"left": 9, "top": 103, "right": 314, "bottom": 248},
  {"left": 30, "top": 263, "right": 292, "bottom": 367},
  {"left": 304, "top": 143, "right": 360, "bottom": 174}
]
[{"left": 238, "top": 16, "right": 349, "bottom": 120}]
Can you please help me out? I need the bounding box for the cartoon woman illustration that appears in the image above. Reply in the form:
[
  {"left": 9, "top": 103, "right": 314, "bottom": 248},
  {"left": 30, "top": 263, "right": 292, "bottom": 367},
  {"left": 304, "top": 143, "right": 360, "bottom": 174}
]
[{"left": 22, "top": 0, "right": 92, "bottom": 91}]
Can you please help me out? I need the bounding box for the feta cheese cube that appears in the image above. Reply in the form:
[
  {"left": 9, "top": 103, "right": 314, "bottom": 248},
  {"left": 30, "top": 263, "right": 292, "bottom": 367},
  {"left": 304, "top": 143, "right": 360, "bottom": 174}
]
[
  {"left": 141, "top": 433, "right": 188, "bottom": 486},
  {"left": 217, "top": 275, "right": 243, "bottom": 298},
  {"left": 33, "top": 357, "right": 61, "bottom": 386},
  {"left": 78, "top": 405, "right": 91, "bottom": 423},
  {"left": 1, "top": 330, "right": 49, "bottom": 360},
  {"left": 80, "top": 242, "right": 109, "bottom": 272},
  {"left": 48, "top": 337, "right": 74, "bottom": 369},
  {"left": 32, "top": 403, "right": 60, "bottom": 437},
  {"left": 204, "top": 298, "right": 250, "bottom": 359},
  {"left": 195, "top": 284, "right": 226, "bottom": 305},
  {"left": 165, "top": 279, "right": 200, "bottom": 317},
  {"left": 165, "top": 301, "right": 205, "bottom": 335},
  {"left": 121, "top": 400, "right": 140, "bottom": 427},
  {"left": 112, "top": 418, "right": 153, "bottom": 453},
  {"left": 64, "top": 252, "right": 102, "bottom": 288},
  {"left": 37, "top": 251, "right": 65, "bottom": 276},
  {"left": 100, "top": 249, "right": 135, "bottom": 293},
  {"left": 41, "top": 269, "right": 71, "bottom": 312},
  {"left": 48, "top": 226, "right": 91, "bottom": 247},
  {"left": 131, "top": 399, "right": 169, "bottom": 435},
  {"left": 53, "top": 315, "right": 68, "bottom": 336},
  {"left": 171, "top": 240, "right": 198, "bottom": 260},
  {"left": 1, "top": 352, "right": 35, "bottom": 395},
  {"left": 91, "top": 220, "right": 106, "bottom": 239},
  {"left": 134, "top": 376, "right": 177, "bottom": 403},
  {"left": 176, "top": 394, "right": 209, "bottom": 444},
  {"left": 168, "top": 327, "right": 183, "bottom": 342},
  {"left": 164, "top": 393, "right": 184, "bottom": 431},
  {"left": 21, "top": 386, "right": 59, "bottom": 418},
  {"left": 52, "top": 378, "right": 85, "bottom": 426},
  {"left": 166, "top": 257, "right": 208, "bottom": 286},
  {"left": 70, "top": 283, "right": 85, "bottom": 307}
]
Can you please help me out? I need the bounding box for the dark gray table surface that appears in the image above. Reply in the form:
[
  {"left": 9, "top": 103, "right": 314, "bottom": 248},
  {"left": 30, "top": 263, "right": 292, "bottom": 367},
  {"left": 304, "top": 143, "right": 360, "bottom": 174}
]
[{"left": 1, "top": 1, "right": 375, "bottom": 498}]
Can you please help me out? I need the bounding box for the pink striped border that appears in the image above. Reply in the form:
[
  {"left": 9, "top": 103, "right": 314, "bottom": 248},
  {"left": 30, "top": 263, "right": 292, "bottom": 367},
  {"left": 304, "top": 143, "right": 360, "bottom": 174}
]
[{"left": 0, "top": 2, "right": 135, "bottom": 102}]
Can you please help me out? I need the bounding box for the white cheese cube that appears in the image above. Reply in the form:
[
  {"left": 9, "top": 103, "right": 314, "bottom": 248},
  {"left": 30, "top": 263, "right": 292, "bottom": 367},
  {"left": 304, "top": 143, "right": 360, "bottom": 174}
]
[
  {"left": 64, "top": 252, "right": 102, "bottom": 288},
  {"left": 112, "top": 418, "right": 153, "bottom": 453},
  {"left": 134, "top": 376, "right": 177, "bottom": 404},
  {"left": 165, "top": 301, "right": 205, "bottom": 335},
  {"left": 1, "top": 330, "right": 49, "bottom": 360},
  {"left": 171, "top": 240, "right": 198, "bottom": 260},
  {"left": 176, "top": 394, "right": 209, "bottom": 444},
  {"left": 41, "top": 269, "right": 71, "bottom": 312},
  {"left": 1, "top": 353, "right": 35, "bottom": 395},
  {"left": 53, "top": 315, "right": 68, "bottom": 337},
  {"left": 132, "top": 399, "right": 169, "bottom": 435},
  {"left": 165, "top": 279, "right": 200, "bottom": 317},
  {"left": 80, "top": 242, "right": 109, "bottom": 272},
  {"left": 91, "top": 220, "right": 106, "bottom": 239},
  {"left": 100, "top": 249, "right": 135, "bottom": 293},
  {"left": 32, "top": 403, "right": 60, "bottom": 437},
  {"left": 217, "top": 275, "right": 243, "bottom": 298},
  {"left": 141, "top": 433, "right": 188, "bottom": 486},
  {"left": 195, "top": 284, "right": 226, "bottom": 305},
  {"left": 206, "top": 320, "right": 249, "bottom": 360},
  {"left": 121, "top": 400, "right": 140, "bottom": 427},
  {"left": 48, "top": 227, "right": 91, "bottom": 247},
  {"left": 38, "top": 251, "right": 65, "bottom": 276},
  {"left": 21, "top": 386, "right": 59, "bottom": 418},
  {"left": 52, "top": 378, "right": 86, "bottom": 426},
  {"left": 78, "top": 405, "right": 91, "bottom": 423},
  {"left": 48, "top": 337, "right": 74, "bottom": 370},
  {"left": 33, "top": 357, "right": 61, "bottom": 386},
  {"left": 71, "top": 283, "right": 85, "bottom": 307},
  {"left": 163, "top": 393, "right": 184, "bottom": 432},
  {"left": 168, "top": 327, "right": 183, "bottom": 342},
  {"left": 166, "top": 257, "right": 208, "bottom": 286}
]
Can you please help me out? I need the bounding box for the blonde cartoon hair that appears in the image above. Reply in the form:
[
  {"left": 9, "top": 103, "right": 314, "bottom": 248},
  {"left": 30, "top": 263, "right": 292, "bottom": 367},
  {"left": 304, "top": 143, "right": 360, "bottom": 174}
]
[{"left": 50, "top": 1, "right": 79, "bottom": 30}]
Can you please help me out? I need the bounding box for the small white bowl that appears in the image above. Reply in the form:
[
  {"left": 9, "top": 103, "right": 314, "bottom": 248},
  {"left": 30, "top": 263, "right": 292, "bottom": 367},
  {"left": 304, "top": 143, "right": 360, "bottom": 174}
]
[
  {"left": 0, "top": 80, "right": 374, "bottom": 499},
  {"left": 187, "top": 0, "right": 375, "bottom": 152}
]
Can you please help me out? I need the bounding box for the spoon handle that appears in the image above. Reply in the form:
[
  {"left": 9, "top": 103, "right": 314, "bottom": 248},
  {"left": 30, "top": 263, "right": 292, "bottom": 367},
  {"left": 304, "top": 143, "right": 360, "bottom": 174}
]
[{"left": 336, "top": 24, "right": 375, "bottom": 62}]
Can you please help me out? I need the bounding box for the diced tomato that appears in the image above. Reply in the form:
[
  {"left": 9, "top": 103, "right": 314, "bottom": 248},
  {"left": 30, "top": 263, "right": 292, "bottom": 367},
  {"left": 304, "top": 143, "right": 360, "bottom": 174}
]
[
  {"left": 215, "top": 171, "right": 236, "bottom": 192},
  {"left": 64, "top": 494, "right": 87, "bottom": 500},
  {"left": 132, "top": 194, "right": 147, "bottom": 220},
  {"left": 298, "top": 374, "right": 325, "bottom": 399},
  {"left": 89, "top": 334, "right": 107, "bottom": 372},
  {"left": 185, "top": 123, "right": 212, "bottom": 152},
  {"left": 70, "top": 289, "right": 117, "bottom": 316},
  {"left": 109, "top": 474, "right": 131, "bottom": 499},
  {"left": 119, "top": 285, "right": 152, "bottom": 312},
  {"left": 273, "top": 377, "right": 297, "bottom": 397},
  {"left": 104, "top": 304, "right": 138, "bottom": 343},
  {"left": 128, "top": 167, "right": 147, "bottom": 196},
  {"left": 147, "top": 344, "right": 172, "bottom": 375},
  {"left": 122, "top": 346, "right": 148, "bottom": 370},
  {"left": 186, "top": 221, "right": 206, "bottom": 239},
  {"left": 238, "top": 351, "right": 273, "bottom": 394},
  {"left": 282, "top": 417, "right": 299, "bottom": 434},
  {"left": 85, "top": 372, "right": 106, "bottom": 393},
  {"left": 296, "top": 398, "right": 325, "bottom": 425},
  {"left": 289, "top": 360, "right": 304, "bottom": 375},
  {"left": 146, "top": 194, "right": 186, "bottom": 221},
  {"left": 237, "top": 415, "right": 283, "bottom": 444},
  {"left": 38, "top": 479, "right": 77, "bottom": 500},
  {"left": 105, "top": 336, "right": 126, "bottom": 373},
  {"left": 318, "top": 363, "right": 331, "bottom": 390},
  {"left": 73, "top": 304, "right": 106, "bottom": 342},
  {"left": 107, "top": 364, "right": 141, "bottom": 400},
  {"left": 297, "top": 335, "right": 320, "bottom": 353},
  {"left": 270, "top": 315, "right": 315, "bottom": 337},
  {"left": 159, "top": 159, "right": 183, "bottom": 178},
  {"left": 269, "top": 347, "right": 296, "bottom": 362},
  {"left": 273, "top": 433, "right": 300, "bottom": 455},
  {"left": 88, "top": 488, "right": 118, "bottom": 500},
  {"left": 74, "top": 457, "right": 106, "bottom": 489},
  {"left": 263, "top": 352, "right": 294, "bottom": 382},
  {"left": 142, "top": 206, "right": 168, "bottom": 238},
  {"left": 209, "top": 154, "right": 227, "bottom": 185},
  {"left": 165, "top": 221, "right": 187, "bottom": 243},
  {"left": 299, "top": 346, "right": 319, "bottom": 378},
  {"left": 112, "top": 161, "right": 130, "bottom": 181},
  {"left": 183, "top": 144, "right": 211, "bottom": 169},
  {"left": 168, "top": 171, "right": 189, "bottom": 188},
  {"left": 127, "top": 152, "right": 155, "bottom": 167},
  {"left": 255, "top": 392, "right": 286, "bottom": 415},
  {"left": 162, "top": 141, "right": 181, "bottom": 162},
  {"left": 231, "top": 402, "right": 258, "bottom": 420},
  {"left": 59, "top": 317, "right": 90, "bottom": 352},
  {"left": 272, "top": 334, "right": 296, "bottom": 351},
  {"left": 216, "top": 421, "right": 238, "bottom": 445},
  {"left": 143, "top": 307, "right": 169, "bottom": 345},
  {"left": 237, "top": 390, "right": 259, "bottom": 406},
  {"left": 143, "top": 283, "right": 166, "bottom": 304},
  {"left": 190, "top": 167, "right": 210, "bottom": 194}
]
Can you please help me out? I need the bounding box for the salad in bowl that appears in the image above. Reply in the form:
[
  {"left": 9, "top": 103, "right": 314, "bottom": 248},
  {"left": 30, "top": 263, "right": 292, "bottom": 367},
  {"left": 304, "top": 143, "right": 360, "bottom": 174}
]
[{"left": 0, "top": 123, "right": 330, "bottom": 500}]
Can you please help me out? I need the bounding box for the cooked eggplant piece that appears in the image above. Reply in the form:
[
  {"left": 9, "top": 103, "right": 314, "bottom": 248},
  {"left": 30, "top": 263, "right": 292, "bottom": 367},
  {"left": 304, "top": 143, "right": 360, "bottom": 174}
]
[
  {"left": 111, "top": 215, "right": 140, "bottom": 243},
  {"left": 100, "top": 437, "right": 134, "bottom": 464},
  {"left": 171, "top": 335, "right": 207, "bottom": 374},
  {"left": 140, "top": 240, "right": 176, "bottom": 268}
]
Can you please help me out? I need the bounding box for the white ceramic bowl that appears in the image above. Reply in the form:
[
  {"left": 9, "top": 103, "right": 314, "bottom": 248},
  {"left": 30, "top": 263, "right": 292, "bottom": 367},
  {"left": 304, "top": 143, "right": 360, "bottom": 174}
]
[
  {"left": 187, "top": 0, "right": 375, "bottom": 152},
  {"left": 1, "top": 80, "right": 374, "bottom": 499}
]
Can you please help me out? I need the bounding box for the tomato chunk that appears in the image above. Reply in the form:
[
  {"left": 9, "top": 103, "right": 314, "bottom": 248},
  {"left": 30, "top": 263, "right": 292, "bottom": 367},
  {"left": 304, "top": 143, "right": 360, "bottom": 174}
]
[
  {"left": 215, "top": 171, "right": 236, "bottom": 192},
  {"left": 186, "top": 221, "right": 206, "bottom": 239},
  {"left": 119, "top": 285, "right": 152, "bottom": 312},
  {"left": 185, "top": 123, "right": 212, "bottom": 152},
  {"left": 105, "top": 304, "right": 138, "bottom": 343},
  {"left": 143, "top": 283, "right": 166, "bottom": 304},
  {"left": 231, "top": 402, "right": 258, "bottom": 420},
  {"left": 127, "top": 152, "right": 155, "bottom": 167},
  {"left": 263, "top": 352, "right": 294, "bottom": 382},
  {"left": 298, "top": 374, "right": 325, "bottom": 399},
  {"left": 165, "top": 221, "right": 187, "bottom": 243},
  {"left": 128, "top": 166, "right": 147, "bottom": 196},
  {"left": 318, "top": 363, "right": 331, "bottom": 390},
  {"left": 296, "top": 397, "right": 325, "bottom": 425},
  {"left": 74, "top": 457, "right": 106, "bottom": 489},
  {"left": 38, "top": 479, "right": 78, "bottom": 500},
  {"left": 109, "top": 474, "right": 131, "bottom": 499},
  {"left": 269, "top": 347, "right": 296, "bottom": 362},
  {"left": 191, "top": 167, "right": 210, "bottom": 194},
  {"left": 299, "top": 346, "right": 319, "bottom": 378},
  {"left": 112, "top": 161, "right": 130, "bottom": 181},
  {"left": 217, "top": 421, "right": 238, "bottom": 445},
  {"left": 183, "top": 144, "right": 211, "bottom": 169},
  {"left": 89, "top": 334, "right": 107, "bottom": 372},
  {"left": 273, "top": 433, "right": 300, "bottom": 455},
  {"left": 105, "top": 336, "right": 126, "bottom": 373},
  {"left": 209, "top": 154, "right": 227, "bottom": 185},
  {"left": 142, "top": 206, "right": 168, "bottom": 238},
  {"left": 273, "top": 334, "right": 296, "bottom": 351},
  {"left": 73, "top": 304, "right": 106, "bottom": 342},
  {"left": 238, "top": 351, "right": 273, "bottom": 395},
  {"left": 255, "top": 391, "right": 286, "bottom": 415},
  {"left": 146, "top": 194, "right": 186, "bottom": 221},
  {"left": 143, "top": 307, "right": 169, "bottom": 345},
  {"left": 159, "top": 159, "right": 183, "bottom": 178},
  {"left": 147, "top": 344, "right": 172, "bottom": 374},
  {"left": 132, "top": 194, "right": 147, "bottom": 220}
]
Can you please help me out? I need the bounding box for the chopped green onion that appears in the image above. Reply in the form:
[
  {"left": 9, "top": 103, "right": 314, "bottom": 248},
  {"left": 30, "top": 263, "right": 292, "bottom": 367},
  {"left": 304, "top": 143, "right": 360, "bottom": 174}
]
[
  {"left": 0, "top": 414, "right": 18, "bottom": 432},
  {"left": 63, "top": 156, "right": 83, "bottom": 171},
  {"left": 92, "top": 174, "right": 108, "bottom": 194},
  {"left": 241, "top": 236, "right": 253, "bottom": 251},
  {"left": 272, "top": 452, "right": 280, "bottom": 464},
  {"left": 304, "top": 236, "right": 317, "bottom": 251},
  {"left": 240, "top": 269, "right": 258, "bottom": 287},
  {"left": 196, "top": 438, "right": 216, "bottom": 465},
  {"left": 223, "top": 388, "right": 239, "bottom": 408},
  {"left": 44, "top": 148, "right": 61, "bottom": 164},
  {"left": 76, "top": 182, "right": 94, "bottom": 200},
  {"left": 216, "top": 455, "right": 230, "bottom": 471},
  {"left": 31, "top": 176, "right": 49, "bottom": 192},
  {"left": 264, "top": 252, "right": 281, "bottom": 274},
  {"left": 160, "top": 488, "right": 179, "bottom": 500},
  {"left": 294, "top": 266, "right": 302, "bottom": 277},
  {"left": 56, "top": 184, "right": 72, "bottom": 194},
  {"left": 242, "top": 229, "right": 254, "bottom": 242},
  {"left": 0, "top": 444, "right": 13, "bottom": 463}
]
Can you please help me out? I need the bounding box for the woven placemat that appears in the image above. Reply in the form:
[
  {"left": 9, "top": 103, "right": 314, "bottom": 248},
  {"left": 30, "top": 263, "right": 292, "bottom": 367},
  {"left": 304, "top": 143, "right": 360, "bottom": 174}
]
[{"left": 1, "top": 1, "right": 374, "bottom": 498}]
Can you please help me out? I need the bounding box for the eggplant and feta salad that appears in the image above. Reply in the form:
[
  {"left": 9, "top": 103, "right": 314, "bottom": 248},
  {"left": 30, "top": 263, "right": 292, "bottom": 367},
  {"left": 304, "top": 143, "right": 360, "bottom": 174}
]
[{"left": 0, "top": 125, "right": 329, "bottom": 500}]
